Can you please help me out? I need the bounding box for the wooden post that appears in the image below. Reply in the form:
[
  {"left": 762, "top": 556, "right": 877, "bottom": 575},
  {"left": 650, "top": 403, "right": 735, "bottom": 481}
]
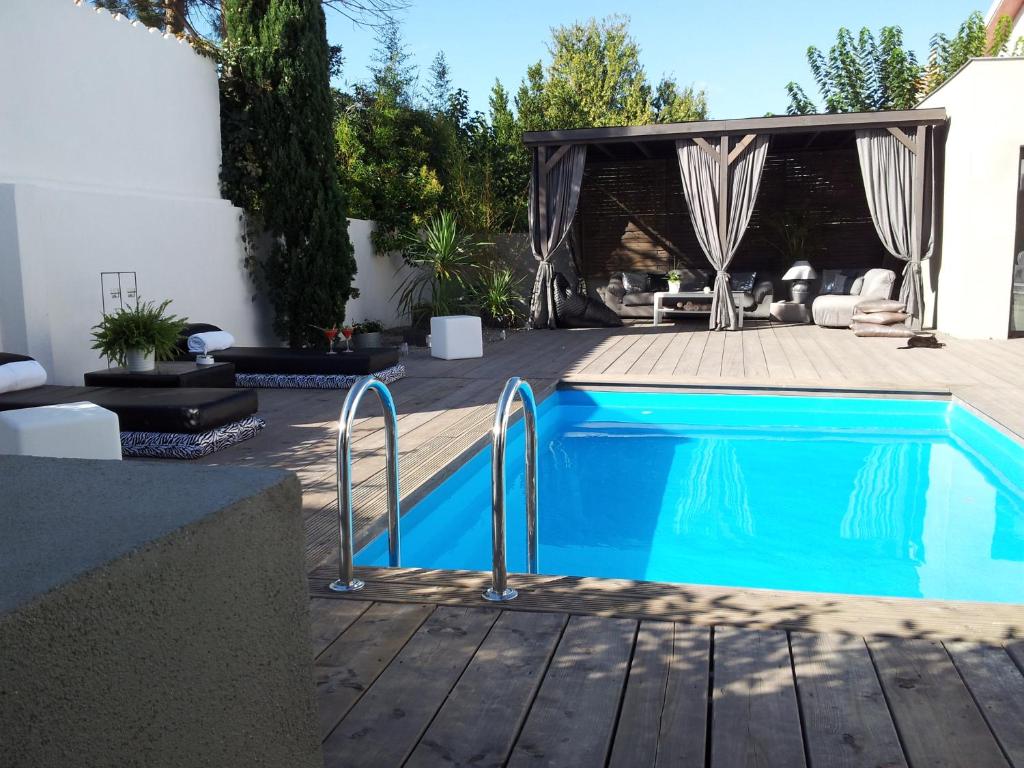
[
  {"left": 911, "top": 125, "right": 927, "bottom": 330},
  {"left": 718, "top": 135, "right": 729, "bottom": 259}
]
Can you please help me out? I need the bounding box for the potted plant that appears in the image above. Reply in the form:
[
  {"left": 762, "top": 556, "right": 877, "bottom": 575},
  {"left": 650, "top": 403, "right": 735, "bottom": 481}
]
[
  {"left": 351, "top": 320, "right": 384, "bottom": 350},
  {"left": 667, "top": 269, "right": 683, "bottom": 293},
  {"left": 91, "top": 299, "right": 187, "bottom": 372}
]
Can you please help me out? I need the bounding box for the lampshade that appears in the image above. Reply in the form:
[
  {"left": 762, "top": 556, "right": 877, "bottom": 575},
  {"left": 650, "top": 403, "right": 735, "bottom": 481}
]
[{"left": 782, "top": 260, "right": 817, "bottom": 281}]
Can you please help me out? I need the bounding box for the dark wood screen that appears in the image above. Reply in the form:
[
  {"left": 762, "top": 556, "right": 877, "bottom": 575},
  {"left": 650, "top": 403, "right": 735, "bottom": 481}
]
[{"left": 576, "top": 143, "right": 900, "bottom": 285}]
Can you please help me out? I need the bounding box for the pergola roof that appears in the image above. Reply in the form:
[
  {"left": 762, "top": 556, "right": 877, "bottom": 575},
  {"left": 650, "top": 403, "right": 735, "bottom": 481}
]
[{"left": 522, "top": 108, "right": 948, "bottom": 153}]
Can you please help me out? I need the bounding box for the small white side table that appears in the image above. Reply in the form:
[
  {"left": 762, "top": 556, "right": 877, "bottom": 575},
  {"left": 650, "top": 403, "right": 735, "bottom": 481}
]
[
  {"left": 430, "top": 315, "right": 483, "bottom": 360},
  {"left": 770, "top": 300, "right": 811, "bottom": 324},
  {"left": 0, "top": 402, "right": 122, "bottom": 460},
  {"left": 653, "top": 291, "right": 746, "bottom": 327}
]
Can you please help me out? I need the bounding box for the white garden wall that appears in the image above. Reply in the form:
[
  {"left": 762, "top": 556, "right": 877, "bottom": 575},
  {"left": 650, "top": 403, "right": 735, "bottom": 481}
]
[
  {"left": 918, "top": 58, "right": 1024, "bottom": 339},
  {"left": 344, "top": 219, "right": 418, "bottom": 329}
]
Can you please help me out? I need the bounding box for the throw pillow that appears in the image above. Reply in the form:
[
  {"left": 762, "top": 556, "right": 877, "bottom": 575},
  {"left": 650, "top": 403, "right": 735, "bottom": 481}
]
[
  {"left": 647, "top": 273, "right": 669, "bottom": 292},
  {"left": 621, "top": 271, "right": 649, "bottom": 294},
  {"left": 730, "top": 271, "right": 757, "bottom": 292},
  {"left": 819, "top": 269, "right": 848, "bottom": 295},
  {"left": 851, "top": 322, "right": 915, "bottom": 338},
  {"left": 849, "top": 276, "right": 865, "bottom": 295}
]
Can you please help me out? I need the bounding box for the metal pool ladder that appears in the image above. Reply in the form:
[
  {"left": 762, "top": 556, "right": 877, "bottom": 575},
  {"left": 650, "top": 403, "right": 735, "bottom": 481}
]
[
  {"left": 329, "top": 376, "right": 400, "bottom": 593},
  {"left": 484, "top": 377, "right": 539, "bottom": 602}
]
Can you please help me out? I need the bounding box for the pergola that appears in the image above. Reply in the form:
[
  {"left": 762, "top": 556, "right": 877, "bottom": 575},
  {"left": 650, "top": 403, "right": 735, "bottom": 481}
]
[{"left": 524, "top": 108, "right": 948, "bottom": 330}]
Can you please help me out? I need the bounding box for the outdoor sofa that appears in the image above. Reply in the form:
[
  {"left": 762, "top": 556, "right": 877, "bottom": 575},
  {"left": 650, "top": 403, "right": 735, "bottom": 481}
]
[
  {"left": 177, "top": 324, "right": 405, "bottom": 389},
  {"left": 596, "top": 269, "right": 774, "bottom": 320},
  {"left": 811, "top": 268, "right": 896, "bottom": 328},
  {"left": 0, "top": 353, "right": 262, "bottom": 459}
]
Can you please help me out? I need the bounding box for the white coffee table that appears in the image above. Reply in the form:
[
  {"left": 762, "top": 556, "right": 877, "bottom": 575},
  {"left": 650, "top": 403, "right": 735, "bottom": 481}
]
[{"left": 653, "top": 291, "right": 746, "bottom": 327}]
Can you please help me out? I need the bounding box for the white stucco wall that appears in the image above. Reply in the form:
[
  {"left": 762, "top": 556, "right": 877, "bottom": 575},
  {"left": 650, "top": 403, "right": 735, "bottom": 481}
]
[
  {"left": 0, "top": 0, "right": 273, "bottom": 383},
  {"left": 0, "top": 0, "right": 222, "bottom": 199},
  {"left": 343, "top": 219, "right": 418, "bottom": 329},
  {"left": 918, "top": 58, "right": 1024, "bottom": 339}
]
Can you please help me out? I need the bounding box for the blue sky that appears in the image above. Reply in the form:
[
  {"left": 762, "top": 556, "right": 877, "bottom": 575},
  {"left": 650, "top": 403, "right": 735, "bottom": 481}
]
[{"left": 326, "top": 0, "right": 983, "bottom": 118}]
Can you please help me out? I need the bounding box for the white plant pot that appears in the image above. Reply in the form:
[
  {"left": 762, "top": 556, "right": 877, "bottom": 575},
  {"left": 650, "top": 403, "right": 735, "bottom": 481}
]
[
  {"left": 668, "top": 281, "right": 681, "bottom": 294},
  {"left": 125, "top": 348, "right": 155, "bottom": 373}
]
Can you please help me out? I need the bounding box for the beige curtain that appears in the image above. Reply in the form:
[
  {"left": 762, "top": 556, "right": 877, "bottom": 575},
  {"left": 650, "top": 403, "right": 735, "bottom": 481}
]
[{"left": 676, "top": 135, "right": 770, "bottom": 330}]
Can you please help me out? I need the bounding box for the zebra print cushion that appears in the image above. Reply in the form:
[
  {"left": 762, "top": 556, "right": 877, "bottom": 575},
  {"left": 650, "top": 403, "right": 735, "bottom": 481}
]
[
  {"left": 120, "top": 415, "right": 266, "bottom": 460},
  {"left": 234, "top": 363, "right": 406, "bottom": 390}
]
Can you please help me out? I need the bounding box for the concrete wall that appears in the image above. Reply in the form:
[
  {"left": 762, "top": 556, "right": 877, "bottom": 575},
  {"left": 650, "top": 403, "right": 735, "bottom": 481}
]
[
  {"left": 0, "top": 455, "right": 320, "bottom": 768},
  {"left": 919, "top": 58, "right": 1024, "bottom": 338}
]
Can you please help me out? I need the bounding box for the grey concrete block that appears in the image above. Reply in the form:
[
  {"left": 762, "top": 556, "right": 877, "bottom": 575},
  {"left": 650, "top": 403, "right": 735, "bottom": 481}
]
[{"left": 0, "top": 455, "right": 321, "bottom": 768}]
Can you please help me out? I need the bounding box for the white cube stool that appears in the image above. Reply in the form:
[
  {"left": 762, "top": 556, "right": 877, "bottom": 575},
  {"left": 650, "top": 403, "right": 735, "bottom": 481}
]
[
  {"left": 0, "top": 402, "right": 122, "bottom": 460},
  {"left": 430, "top": 315, "right": 483, "bottom": 360}
]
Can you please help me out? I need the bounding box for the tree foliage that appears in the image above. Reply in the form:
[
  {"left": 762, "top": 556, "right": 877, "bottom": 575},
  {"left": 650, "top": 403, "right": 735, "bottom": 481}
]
[
  {"left": 786, "top": 12, "right": 1024, "bottom": 115},
  {"left": 220, "top": 0, "right": 356, "bottom": 347}
]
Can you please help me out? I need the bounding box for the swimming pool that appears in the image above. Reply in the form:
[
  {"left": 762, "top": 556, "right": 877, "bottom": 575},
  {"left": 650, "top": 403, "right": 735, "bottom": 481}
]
[{"left": 358, "top": 388, "right": 1024, "bottom": 603}]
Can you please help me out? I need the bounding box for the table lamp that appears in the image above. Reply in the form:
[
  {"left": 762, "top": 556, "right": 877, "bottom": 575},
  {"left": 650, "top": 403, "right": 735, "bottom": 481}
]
[{"left": 782, "top": 260, "right": 817, "bottom": 304}]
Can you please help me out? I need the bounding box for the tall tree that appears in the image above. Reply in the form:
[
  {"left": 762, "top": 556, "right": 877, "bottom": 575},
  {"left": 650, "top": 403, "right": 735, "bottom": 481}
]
[
  {"left": 926, "top": 11, "right": 1018, "bottom": 92},
  {"left": 91, "top": 0, "right": 406, "bottom": 41},
  {"left": 785, "top": 26, "right": 921, "bottom": 115},
  {"left": 220, "top": 0, "right": 356, "bottom": 346}
]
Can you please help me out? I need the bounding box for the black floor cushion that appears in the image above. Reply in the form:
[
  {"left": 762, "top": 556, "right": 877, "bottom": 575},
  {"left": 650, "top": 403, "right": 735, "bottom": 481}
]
[{"left": 552, "top": 273, "right": 622, "bottom": 328}]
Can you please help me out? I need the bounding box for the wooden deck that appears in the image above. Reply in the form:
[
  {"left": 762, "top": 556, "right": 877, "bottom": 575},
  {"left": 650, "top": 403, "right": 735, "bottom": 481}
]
[
  {"left": 310, "top": 595, "right": 1024, "bottom": 768},
  {"left": 195, "top": 321, "right": 1024, "bottom": 767}
]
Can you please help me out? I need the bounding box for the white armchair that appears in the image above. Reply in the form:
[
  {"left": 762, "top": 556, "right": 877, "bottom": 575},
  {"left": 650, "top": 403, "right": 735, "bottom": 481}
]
[{"left": 811, "top": 269, "right": 896, "bottom": 327}]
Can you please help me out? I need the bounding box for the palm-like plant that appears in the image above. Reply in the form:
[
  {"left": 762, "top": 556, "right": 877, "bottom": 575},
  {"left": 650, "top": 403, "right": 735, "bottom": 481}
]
[
  {"left": 471, "top": 265, "right": 525, "bottom": 328},
  {"left": 394, "top": 210, "right": 487, "bottom": 321}
]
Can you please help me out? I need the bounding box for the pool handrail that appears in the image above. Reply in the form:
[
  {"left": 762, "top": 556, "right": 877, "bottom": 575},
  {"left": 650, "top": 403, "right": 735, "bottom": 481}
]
[
  {"left": 484, "top": 376, "right": 539, "bottom": 602},
  {"left": 329, "top": 376, "right": 400, "bottom": 592}
]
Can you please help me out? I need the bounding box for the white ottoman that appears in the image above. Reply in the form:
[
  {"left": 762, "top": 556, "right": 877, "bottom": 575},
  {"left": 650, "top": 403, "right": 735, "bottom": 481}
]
[
  {"left": 0, "top": 402, "right": 122, "bottom": 460},
  {"left": 430, "top": 315, "right": 483, "bottom": 360}
]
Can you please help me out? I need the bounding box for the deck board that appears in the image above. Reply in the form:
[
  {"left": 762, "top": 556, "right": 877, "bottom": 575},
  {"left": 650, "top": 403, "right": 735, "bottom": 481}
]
[
  {"left": 321, "top": 605, "right": 497, "bottom": 767},
  {"left": 508, "top": 615, "right": 636, "bottom": 767}
]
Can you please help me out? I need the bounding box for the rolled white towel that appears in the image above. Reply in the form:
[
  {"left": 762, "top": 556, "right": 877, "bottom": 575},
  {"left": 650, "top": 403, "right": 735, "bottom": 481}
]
[
  {"left": 187, "top": 331, "right": 235, "bottom": 355},
  {"left": 0, "top": 360, "right": 48, "bottom": 393}
]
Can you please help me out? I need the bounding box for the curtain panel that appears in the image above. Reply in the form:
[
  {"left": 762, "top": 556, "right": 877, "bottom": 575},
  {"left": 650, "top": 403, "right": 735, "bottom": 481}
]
[
  {"left": 528, "top": 145, "right": 588, "bottom": 329},
  {"left": 675, "top": 135, "right": 769, "bottom": 330},
  {"left": 855, "top": 128, "right": 934, "bottom": 323}
]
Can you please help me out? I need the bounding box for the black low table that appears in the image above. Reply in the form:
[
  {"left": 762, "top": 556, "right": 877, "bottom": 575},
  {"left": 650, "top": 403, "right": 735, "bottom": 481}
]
[{"left": 84, "top": 362, "right": 236, "bottom": 389}]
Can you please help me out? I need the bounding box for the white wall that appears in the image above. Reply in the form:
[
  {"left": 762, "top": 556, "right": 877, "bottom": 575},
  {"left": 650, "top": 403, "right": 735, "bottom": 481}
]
[
  {"left": 343, "top": 218, "right": 419, "bottom": 329},
  {"left": 0, "top": 0, "right": 222, "bottom": 199},
  {"left": 918, "top": 58, "right": 1024, "bottom": 339},
  {"left": 0, "top": 0, "right": 277, "bottom": 383}
]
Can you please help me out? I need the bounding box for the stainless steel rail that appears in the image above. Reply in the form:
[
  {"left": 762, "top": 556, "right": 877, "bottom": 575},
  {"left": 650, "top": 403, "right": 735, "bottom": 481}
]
[
  {"left": 329, "top": 376, "right": 400, "bottom": 593},
  {"left": 484, "top": 377, "right": 539, "bottom": 602}
]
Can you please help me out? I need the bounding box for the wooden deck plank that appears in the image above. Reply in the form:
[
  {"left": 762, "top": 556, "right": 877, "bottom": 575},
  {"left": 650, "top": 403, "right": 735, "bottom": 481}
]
[
  {"left": 508, "top": 615, "right": 637, "bottom": 767},
  {"left": 868, "top": 637, "right": 1009, "bottom": 768},
  {"left": 322, "top": 605, "right": 498, "bottom": 767},
  {"left": 791, "top": 632, "right": 907, "bottom": 768},
  {"left": 946, "top": 641, "right": 1024, "bottom": 766},
  {"left": 710, "top": 626, "right": 807, "bottom": 768},
  {"left": 308, "top": 598, "right": 372, "bottom": 658},
  {"left": 315, "top": 601, "right": 434, "bottom": 740},
  {"left": 405, "top": 610, "right": 568, "bottom": 768},
  {"left": 609, "top": 622, "right": 710, "bottom": 768}
]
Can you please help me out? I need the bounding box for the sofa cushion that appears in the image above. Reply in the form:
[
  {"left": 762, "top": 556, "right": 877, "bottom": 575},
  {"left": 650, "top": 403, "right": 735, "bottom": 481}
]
[
  {"left": 856, "top": 298, "right": 905, "bottom": 314},
  {"left": 622, "top": 292, "right": 657, "bottom": 307},
  {"left": 851, "top": 311, "right": 909, "bottom": 325},
  {"left": 647, "top": 273, "right": 669, "bottom": 292},
  {"left": 859, "top": 269, "right": 896, "bottom": 301},
  {"left": 851, "top": 322, "right": 915, "bottom": 338}
]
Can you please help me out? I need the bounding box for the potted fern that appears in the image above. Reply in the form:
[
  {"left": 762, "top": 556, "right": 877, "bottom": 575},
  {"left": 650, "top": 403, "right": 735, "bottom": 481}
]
[{"left": 91, "top": 299, "right": 187, "bottom": 372}]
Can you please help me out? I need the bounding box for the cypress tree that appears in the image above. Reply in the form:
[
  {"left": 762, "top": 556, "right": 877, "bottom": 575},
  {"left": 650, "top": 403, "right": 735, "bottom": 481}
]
[{"left": 220, "top": 0, "right": 356, "bottom": 347}]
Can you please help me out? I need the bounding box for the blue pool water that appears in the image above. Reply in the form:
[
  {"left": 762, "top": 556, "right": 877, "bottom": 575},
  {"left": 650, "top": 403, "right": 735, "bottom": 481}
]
[{"left": 358, "top": 390, "right": 1024, "bottom": 603}]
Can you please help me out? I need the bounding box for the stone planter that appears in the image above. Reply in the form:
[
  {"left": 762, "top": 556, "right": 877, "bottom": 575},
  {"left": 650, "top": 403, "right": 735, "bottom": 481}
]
[
  {"left": 352, "top": 332, "right": 381, "bottom": 350},
  {"left": 124, "top": 348, "right": 155, "bottom": 372}
]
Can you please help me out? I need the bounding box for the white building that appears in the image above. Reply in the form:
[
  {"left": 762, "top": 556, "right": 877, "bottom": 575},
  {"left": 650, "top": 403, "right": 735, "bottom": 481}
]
[{"left": 918, "top": 57, "right": 1024, "bottom": 339}]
